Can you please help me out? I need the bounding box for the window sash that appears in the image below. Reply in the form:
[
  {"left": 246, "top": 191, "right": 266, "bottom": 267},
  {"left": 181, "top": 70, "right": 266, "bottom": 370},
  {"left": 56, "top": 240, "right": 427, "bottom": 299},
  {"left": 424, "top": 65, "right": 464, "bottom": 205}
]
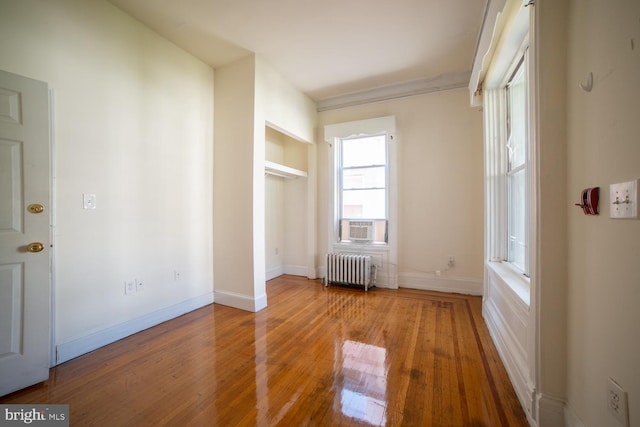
[
  {"left": 505, "top": 55, "right": 529, "bottom": 275},
  {"left": 338, "top": 134, "right": 389, "bottom": 242},
  {"left": 507, "top": 62, "right": 526, "bottom": 172}
]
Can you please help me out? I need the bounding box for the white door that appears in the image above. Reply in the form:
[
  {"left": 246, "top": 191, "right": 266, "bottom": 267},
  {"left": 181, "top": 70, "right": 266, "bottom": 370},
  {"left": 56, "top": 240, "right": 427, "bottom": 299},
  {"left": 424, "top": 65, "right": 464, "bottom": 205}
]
[{"left": 0, "top": 70, "right": 51, "bottom": 396}]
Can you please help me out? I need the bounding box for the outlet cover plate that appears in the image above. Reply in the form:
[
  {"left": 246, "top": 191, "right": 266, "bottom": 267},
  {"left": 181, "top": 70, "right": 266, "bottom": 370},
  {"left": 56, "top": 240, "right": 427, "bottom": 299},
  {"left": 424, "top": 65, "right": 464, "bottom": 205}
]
[
  {"left": 83, "top": 193, "right": 97, "bottom": 210},
  {"left": 124, "top": 280, "right": 136, "bottom": 295},
  {"left": 607, "top": 378, "right": 629, "bottom": 426},
  {"left": 610, "top": 179, "right": 638, "bottom": 219}
]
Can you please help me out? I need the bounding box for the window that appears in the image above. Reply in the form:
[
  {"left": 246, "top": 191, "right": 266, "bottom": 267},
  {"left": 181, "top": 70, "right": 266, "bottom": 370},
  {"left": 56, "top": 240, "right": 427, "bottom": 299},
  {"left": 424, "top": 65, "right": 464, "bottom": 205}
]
[
  {"left": 506, "top": 58, "right": 528, "bottom": 274},
  {"left": 483, "top": 46, "right": 531, "bottom": 279},
  {"left": 324, "top": 115, "right": 397, "bottom": 287},
  {"left": 482, "top": 25, "right": 532, "bottom": 286},
  {"left": 338, "top": 134, "right": 388, "bottom": 243}
]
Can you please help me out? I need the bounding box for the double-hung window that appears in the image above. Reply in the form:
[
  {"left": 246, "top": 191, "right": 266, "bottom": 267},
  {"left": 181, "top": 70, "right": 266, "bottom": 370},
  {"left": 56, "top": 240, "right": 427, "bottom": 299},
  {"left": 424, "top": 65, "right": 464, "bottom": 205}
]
[
  {"left": 338, "top": 134, "right": 388, "bottom": 244},
  {"left": 506, "top": 58, "right": 528, "bottom": 274},
  {"left": 483, "top": 42, "right": 532, "bottom": 285}
]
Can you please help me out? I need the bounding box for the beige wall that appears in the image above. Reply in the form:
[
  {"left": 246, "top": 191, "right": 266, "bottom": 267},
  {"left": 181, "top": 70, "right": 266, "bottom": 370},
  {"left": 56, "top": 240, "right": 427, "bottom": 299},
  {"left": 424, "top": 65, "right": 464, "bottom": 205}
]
[
  {"left": 318, "top": 89, "right": 484, "bottom": 288},
  {"left": 536, "top": 0, "right": 570, "bottom": 403},
  {"left": 213, "top": 55, "right": 257, "bottom": 303},
  {"left": 265, "top": 129, "right": 286, "bottom": 276},
  {"left": 566, "top": 0, "right": 640, "bottom": 424},
  {"left": 215, "top": 54, "right": 316, "bottom": 308},
  {"left": 0, "top": 0, "right": 214, "bottom": 350},
  {"left": 256, "top": 57, "right": 317, "bottom": 144},
  {"left": 257, "top": 57, "right": 316, "bottom": 282}
]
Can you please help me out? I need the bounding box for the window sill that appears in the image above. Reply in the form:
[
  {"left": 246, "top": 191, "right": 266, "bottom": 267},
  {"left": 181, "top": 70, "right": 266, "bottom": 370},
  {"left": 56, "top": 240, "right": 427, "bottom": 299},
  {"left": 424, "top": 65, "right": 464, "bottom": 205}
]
[
  {"left": 335, "top": 242, "right": 389, "bottom": 250},
  {"left": 486, "top": 261, "right": 530, "bottom": 306}
]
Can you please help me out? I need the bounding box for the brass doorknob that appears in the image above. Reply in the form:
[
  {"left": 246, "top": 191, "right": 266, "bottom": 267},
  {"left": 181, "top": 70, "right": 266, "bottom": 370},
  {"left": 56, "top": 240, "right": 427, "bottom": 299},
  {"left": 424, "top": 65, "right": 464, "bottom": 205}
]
[
  {"left": 27, "top": 242, "right": 45, "bottom": 253},
  {"left": 27, "top": 204, "right": 45, "bottom": 214}
]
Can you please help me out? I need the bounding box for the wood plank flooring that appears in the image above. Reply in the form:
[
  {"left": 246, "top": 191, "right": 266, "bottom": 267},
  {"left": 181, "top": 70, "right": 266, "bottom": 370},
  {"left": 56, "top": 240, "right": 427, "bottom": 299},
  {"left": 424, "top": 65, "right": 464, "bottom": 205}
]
[{"left": 1, "top": 275, "right": 529, "bottom": 426}]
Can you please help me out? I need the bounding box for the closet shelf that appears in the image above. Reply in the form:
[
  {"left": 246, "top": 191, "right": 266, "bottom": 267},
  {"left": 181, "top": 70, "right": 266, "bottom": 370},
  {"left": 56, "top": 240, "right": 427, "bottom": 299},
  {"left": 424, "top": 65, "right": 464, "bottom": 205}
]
[{"left": 265, "top": 160, "right": 307, "bottom": 179}]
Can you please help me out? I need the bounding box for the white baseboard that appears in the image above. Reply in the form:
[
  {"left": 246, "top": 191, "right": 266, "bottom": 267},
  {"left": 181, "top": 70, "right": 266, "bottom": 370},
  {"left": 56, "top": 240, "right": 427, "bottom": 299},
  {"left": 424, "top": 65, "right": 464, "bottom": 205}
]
[
  {"left": 564, "top": 404, "right": 585, "bottom": 427},
  {"left": 266, "top": 266, "right": 284, "bottom": 281},
  {"left": 214, "top": 289, "right": 267, "bottom": 312},
  {"left": 398, "top": 272, "right": 483, "bottom": 295},
  {"left": 55, "top": 292, "right": 214, "bottom": 365},
  {"left": 536, "top": 393, "right": 566, "bottom": 427},
  {"left": 284, "top": 264, "right": 307, "bottom": 277},
  {"left": 267, "top": 265, "right": 311, "bottom": 281}
]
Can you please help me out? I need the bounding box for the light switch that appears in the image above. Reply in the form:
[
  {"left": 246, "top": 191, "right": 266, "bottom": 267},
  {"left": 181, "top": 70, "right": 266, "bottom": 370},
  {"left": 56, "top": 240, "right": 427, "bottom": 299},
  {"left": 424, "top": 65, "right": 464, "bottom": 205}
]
[
  {"left": 610, "top": 179, "right": 638, "bottom": 219},
  {"left": 83, "top": 193, "right": 96, "bottom": 210}
]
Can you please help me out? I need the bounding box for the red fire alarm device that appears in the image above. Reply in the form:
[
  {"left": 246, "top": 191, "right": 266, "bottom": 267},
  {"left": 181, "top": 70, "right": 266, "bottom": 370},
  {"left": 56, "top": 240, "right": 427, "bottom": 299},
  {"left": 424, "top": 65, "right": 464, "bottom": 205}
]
[{"left": 575, "top": 187, "right": 599, "bottom": 215}]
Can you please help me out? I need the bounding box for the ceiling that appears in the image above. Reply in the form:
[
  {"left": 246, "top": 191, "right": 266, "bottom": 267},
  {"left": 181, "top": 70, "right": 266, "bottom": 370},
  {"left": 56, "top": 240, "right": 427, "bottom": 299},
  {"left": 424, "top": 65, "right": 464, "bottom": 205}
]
[{"left": 108, "top": 0, "right": 486, "bottom": 101}]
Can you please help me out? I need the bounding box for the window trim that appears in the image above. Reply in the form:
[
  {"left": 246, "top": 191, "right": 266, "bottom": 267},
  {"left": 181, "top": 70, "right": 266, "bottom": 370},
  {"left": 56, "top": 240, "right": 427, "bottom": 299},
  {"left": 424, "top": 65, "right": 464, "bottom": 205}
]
[
  {"left": 483, "top": 24, "right": 534, "bottom": 295},
  {"left": 324, "top": 116, "right": 398, "bottom": 288}
]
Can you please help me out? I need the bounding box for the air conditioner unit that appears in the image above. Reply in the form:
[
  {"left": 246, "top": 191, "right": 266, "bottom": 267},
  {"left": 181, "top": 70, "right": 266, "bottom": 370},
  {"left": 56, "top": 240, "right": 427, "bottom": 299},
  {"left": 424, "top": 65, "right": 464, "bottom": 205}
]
[{"left": 347, "top": 220, "right": 374, "bottom": 242}]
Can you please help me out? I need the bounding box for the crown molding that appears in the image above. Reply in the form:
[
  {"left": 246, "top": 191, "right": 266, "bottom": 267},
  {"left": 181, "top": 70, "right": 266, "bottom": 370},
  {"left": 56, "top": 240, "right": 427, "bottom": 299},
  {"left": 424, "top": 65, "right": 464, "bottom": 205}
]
[{"left": 317, "top": 71, "right": 471, "bottom": 112}]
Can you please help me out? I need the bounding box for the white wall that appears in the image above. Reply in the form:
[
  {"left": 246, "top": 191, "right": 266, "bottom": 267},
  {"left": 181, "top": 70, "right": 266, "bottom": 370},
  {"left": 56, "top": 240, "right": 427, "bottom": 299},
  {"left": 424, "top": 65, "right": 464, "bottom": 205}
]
[
  {"left": 317, "top": 89, "right": 484, "bottom": 293},
  {"left": 213, "top": 55, "right": 261, "bottom": 310},
  {"left": 0, "top": 0, "right": 214, "bottom": 361},
  {"left": 566, "top": 0, "right": 640, "bottom": 425}
]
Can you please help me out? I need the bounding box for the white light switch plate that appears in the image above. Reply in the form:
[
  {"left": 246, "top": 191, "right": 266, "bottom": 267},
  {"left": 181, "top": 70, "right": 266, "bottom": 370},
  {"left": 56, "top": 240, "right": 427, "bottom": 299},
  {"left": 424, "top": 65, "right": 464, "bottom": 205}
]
[
  {"left": 610, "top": 180, "right": 638, "bottom": 219},
  {"left": 83, "top": 193, "right": 96, "bottom": 210}
]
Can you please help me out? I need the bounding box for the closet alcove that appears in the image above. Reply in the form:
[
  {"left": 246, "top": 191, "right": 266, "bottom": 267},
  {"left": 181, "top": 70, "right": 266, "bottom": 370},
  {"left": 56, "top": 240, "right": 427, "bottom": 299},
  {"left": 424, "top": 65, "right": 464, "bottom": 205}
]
[{"left": 265, "top": 125, "right": 310, "bottom": 280}]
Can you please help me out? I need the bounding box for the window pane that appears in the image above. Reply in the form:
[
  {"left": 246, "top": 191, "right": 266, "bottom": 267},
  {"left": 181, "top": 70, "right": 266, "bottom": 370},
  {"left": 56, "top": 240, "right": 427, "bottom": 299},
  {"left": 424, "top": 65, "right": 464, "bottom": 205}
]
[
  {"left": 508, "top": 66, "right": 526, "bottom": 170},
  {"left": 343, "top": 167, "right": 385, "bottom": 189},
  {"left": 508, "top": 169, "right": 526, "bottom": 271},
  {"left": 342, "top": 135, "right": 386, "bottom": 167},
  {"left": 342, "top": 189, "right": 386, "bottom": 219}
]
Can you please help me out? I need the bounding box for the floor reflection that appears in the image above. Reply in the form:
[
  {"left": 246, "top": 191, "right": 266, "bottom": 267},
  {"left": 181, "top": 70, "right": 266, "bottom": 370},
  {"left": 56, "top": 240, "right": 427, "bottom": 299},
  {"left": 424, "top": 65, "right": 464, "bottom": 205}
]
[
  {"left": 337, "top": 340, "right": 388, "bottom": 426},
  {"left": 326, "top": 290, "right": 367, "bottom": 321}
]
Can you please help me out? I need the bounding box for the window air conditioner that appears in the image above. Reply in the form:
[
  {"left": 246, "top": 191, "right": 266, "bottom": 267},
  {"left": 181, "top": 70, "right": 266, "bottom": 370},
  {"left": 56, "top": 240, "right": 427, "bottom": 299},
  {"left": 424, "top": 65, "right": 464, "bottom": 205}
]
[{"left": 347, "top": 220, "right": 374, "bottom": 242}]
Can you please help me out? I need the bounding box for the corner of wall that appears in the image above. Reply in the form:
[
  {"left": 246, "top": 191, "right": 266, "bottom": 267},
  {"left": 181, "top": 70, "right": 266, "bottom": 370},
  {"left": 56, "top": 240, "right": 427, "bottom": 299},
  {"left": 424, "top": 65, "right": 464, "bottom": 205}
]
[{"left": 214, "top": 290, "right": 267, "bottom": 313}]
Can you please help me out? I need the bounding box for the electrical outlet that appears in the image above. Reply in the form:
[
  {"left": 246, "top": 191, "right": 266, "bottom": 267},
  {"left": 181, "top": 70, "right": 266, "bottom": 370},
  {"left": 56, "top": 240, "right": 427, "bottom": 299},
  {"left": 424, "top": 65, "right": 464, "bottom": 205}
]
[
  {"left": 448, "top": 256, "right": 455, "bottom": 267},
  {"left": 607, "top": 378, "right": 629, "bottom": 426},
  {"left": 124, "top": 280, "right": 136, "bottom": 295},
  {"left": 136, "top": 280, "right": 144, "bottom": 292},
  {"left": 83, "top": 193, "right": 97, "bottom": 210},
  {"left": 174, "top": 270, "right": 181, "bottom": 281}
]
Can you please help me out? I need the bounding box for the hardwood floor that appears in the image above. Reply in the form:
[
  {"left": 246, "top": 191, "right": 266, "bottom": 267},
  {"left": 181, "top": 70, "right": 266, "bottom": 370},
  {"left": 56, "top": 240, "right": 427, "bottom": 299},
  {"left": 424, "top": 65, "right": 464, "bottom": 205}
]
[{"left": 1, "top": 275, "right": 529, "bottom": 426}]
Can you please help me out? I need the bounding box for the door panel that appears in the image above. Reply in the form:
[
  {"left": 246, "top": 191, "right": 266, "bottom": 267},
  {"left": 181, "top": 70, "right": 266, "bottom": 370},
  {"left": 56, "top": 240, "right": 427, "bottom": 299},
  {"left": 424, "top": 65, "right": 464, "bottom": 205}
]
[
  {"left": 0, "top": 263, "right": 23, "bottom": 356},
  {"left": 0, "top": 87, "right": 22, "bottom": 124},
  {"left": 0, "top": 139, "right": 23, "bottom": 233},
  {"left": 0, "top": 69, "right": 51, "bottom": 397}
]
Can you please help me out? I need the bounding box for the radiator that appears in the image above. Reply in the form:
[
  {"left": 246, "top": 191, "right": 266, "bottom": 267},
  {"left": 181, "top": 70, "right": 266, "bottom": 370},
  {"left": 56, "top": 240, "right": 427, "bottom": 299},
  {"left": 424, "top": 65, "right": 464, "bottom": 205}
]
[{"left": 326, "top": 253, "right": 376, "bottom": 291}]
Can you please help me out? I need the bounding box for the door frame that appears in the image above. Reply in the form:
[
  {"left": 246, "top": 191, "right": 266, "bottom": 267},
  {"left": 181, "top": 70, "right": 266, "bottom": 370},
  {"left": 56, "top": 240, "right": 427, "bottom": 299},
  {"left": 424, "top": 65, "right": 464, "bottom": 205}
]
[{"left": 48, "top": 89, "right": 56, "bottom": 367}]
